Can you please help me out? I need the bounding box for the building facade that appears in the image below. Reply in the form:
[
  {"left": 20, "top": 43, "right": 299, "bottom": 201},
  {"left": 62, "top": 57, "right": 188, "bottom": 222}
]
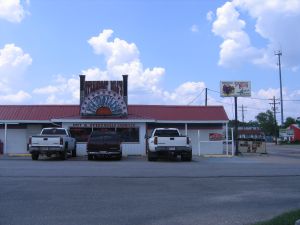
[{"left": 0, "top": 75, "right": 229, "bottom": 156}]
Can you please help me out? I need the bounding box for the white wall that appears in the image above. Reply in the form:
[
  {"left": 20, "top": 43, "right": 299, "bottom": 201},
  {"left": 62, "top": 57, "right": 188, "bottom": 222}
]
[
  {"left": 0, "top": 128, "right": 27, "bottom": 154},
  {"left": 180, "top": 129, "right": 224, "bottom": 155},
  {"left": 122, "top": 123, "right": 146, "bottom": 156},
  {"left": 0, "top": 124, "right": 43, "bottom": 154}
]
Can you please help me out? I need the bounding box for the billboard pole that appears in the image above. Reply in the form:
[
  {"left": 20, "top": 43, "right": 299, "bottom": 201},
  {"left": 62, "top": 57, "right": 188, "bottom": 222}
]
[
  {"left": 234, "top": 96, "right": 239, "bottom": 155},
  {"left": 220, "top": 81, "right": 250, "bottom": 156}
]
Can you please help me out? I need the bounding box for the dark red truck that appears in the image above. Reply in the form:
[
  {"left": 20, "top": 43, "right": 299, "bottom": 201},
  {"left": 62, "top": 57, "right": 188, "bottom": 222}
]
[{"left": 87, "top": 131, "right": 122, "bottom": 160}]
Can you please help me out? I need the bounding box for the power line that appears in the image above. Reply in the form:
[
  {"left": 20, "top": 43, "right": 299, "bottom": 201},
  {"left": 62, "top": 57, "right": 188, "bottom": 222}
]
[
  {"left": 207, "top": 88, "right": 220, "bottom": 94},
  {"left": 187, "top": 88, "right": 205, "bottom": 105}
]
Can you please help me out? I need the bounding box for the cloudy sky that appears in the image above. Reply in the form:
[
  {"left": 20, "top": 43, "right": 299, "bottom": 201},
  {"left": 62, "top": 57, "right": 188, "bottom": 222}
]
[{"left": 0, "top": 0, "right": 300, "bottom": 123}]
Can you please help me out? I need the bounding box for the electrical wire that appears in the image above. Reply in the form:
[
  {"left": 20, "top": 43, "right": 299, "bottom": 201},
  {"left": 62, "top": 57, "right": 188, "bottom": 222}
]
[{"left": 187, "top": 88, "right": 205, "bottom": 105}]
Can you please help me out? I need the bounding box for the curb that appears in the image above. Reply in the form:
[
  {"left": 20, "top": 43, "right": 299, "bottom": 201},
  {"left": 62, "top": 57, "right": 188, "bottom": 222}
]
[
  {"left": 202, "top": 154, "right": 233, "bottom": 158},
  {"left": 8, "top": 153, "right": 31, "bottom": 157}
]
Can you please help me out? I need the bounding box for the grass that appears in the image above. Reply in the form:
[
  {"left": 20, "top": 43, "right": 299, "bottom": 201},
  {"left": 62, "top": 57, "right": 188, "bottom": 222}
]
[{"left": 252, "top": 209, "right": 300, "bottom": 225}]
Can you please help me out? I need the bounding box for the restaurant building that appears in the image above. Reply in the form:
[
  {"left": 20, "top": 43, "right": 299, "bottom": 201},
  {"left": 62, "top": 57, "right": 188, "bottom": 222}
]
[{"left": 0, "top": 75, "right": 229, "bottom": 156}]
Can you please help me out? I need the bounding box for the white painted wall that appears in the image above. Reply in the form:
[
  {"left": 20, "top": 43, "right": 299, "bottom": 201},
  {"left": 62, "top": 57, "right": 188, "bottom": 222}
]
[
  {"left": 0, "top": 129, "right": 27, "bottom": 154},
  {"left": 76, "top": 143, "right": 87, "bottom": 156},
  {"left": 122, "top": 123, "right": 146, "bottom": 156},
  {"left": 0, "top": 125, "right": 44, "bottom": 154},
  {"left": 180, "top": 129, "right": 223, "bottom": 155}
]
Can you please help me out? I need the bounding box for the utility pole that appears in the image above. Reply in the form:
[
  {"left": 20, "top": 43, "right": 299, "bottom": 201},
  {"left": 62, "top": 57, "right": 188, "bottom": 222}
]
[
  {"left": 269, "top": 96, "right": 280, "bottom": 144},
  {"left": 234, "top": 97, "right": 239, "bottom": 155},
  {"left": 275, "top": 50, "right": 284, "bottom": 125},
  {"left": 238, "top": 105, "right": 247, "bottom": 123},
  {"left": 238, "top": 105, "right": 247, "bottom": 130},
  {"left": 205, "top": 88, "right": 208, "bottom": 106}
]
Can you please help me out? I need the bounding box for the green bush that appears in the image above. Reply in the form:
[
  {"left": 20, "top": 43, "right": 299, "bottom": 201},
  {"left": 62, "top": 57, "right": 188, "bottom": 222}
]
[{"left": 253, "top": 209, "right": 300, "bottom": 225}]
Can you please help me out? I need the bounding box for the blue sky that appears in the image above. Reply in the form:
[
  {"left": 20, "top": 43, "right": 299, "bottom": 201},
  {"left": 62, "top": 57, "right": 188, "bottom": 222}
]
[{"left": 0, "top": 0, "right": 300, "bottom": 123}]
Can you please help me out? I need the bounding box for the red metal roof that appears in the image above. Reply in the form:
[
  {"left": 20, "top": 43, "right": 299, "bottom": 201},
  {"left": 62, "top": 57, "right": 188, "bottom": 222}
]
[
  {"left": 129, "top": 105, "right": 228, "bottom": 121},
  {"left": 0, "top": 105, "right": 79, "bottom": 121},
  {"left": 0, "top": 105, "right": 228, "bottom": 122}
]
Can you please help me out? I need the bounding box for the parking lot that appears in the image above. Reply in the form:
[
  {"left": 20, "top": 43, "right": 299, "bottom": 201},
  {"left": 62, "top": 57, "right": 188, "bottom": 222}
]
[{"left": 1, "top": 144, "right": 300, "bottom": 225}]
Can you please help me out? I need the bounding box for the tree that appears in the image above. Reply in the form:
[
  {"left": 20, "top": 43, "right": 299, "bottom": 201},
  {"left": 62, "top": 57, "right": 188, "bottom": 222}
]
[
  {"left": 255, "top": 110, "right": 278, "bottom": 136},
  {"left": 283, "top": 117, "right": 296, "bottom": 128}
]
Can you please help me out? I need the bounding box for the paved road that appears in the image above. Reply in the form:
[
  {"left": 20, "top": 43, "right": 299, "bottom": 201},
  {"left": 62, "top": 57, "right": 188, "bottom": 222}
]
[{"left": 0, "top": 145, "right": 300, "bottom": 225}]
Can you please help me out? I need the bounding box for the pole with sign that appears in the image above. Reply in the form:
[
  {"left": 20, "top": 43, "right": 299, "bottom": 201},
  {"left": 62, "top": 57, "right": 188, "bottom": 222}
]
[{"left": 220, "top": 81, "right": 251, "bottom": 155}]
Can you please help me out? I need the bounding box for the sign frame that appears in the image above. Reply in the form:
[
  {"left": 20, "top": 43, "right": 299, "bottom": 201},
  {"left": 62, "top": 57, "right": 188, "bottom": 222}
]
[{"left": 220, "top": 81, "right": 251, "bottom": 97}]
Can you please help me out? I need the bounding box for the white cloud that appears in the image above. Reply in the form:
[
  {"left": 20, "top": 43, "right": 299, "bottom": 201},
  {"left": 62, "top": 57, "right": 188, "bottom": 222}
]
[
  {"left": 34, "top": 29, "right": 208, "bottom": 106},
  {"left": 32, "top": 75, "right": 79, "bottom": 104},
  {"left": 190, "top": 24, "right": 199, "bottom": 33},
  {"left": 0, "top": 43, "right": 32, "bottom": 103},
  {"left": 0, "top": 43, "right": 32, "bottom": 69},
  {"left": 206, "top": 11, "right": 214, "bottom": 22},
  {"left": 0, "top": 90, "right": 31, "bottom": 103},
  {"left": 86, "top": 29, "right": 166, "bottom": 94},
  {"left": 0, "top": 0, "right": 28, "bottom": 23},
  {"left": 33, "top": 86, "right": 59, "bottom": 95},
  {"left": 82, "top": 67, "right": 109, "bottom": 81},
  {"left": 88, "top": 29, "right": 139, "bottom": 66},
  {"left": 211, "top": 0, "right": 300, "bottom": 69}
]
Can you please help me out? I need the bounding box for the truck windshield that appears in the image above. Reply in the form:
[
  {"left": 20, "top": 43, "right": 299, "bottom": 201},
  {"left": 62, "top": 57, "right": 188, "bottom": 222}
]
[
  {"left": 89, "top": 132, "right": 120, "bottom": 143},
  {"left": 154, "top": 130, "right": 180, "bottom": 137},
  {"left": 42, "top": 129, "right": 67, "bottom": 135}
]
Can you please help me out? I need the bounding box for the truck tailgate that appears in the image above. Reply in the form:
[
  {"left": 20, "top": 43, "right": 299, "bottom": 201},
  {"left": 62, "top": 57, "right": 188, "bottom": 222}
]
[
  {"left": 157, "top": 137, "right": 187, "bottom": 146},
  {"left": 31, "top": 136, "right": 61, "bottom": 146}
]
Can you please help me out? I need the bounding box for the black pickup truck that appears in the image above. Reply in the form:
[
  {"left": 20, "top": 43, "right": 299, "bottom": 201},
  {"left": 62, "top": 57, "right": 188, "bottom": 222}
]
[{"left": 87, "top": 131, "right": 122, "bottom": 160}]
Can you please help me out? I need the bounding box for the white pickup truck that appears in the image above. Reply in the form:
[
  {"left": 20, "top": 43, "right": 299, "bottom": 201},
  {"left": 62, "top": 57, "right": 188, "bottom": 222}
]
[
  {"left": 28, "top": 128, "right": 76, "bottom": 160},
  {"left": 146, "top": 128, "right": 192, "bottom": 161}
]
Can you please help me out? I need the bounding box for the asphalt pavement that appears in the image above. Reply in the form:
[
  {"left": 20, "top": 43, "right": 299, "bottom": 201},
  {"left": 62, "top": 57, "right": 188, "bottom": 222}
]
[{"left": 0, "top": 144, "right": 300, "bottom": 225}]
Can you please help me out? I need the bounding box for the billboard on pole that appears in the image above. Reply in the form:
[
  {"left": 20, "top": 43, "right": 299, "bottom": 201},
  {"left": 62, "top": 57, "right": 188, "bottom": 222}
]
[{"left": 220, "top": 81, "right": 251, "bottom": 97}]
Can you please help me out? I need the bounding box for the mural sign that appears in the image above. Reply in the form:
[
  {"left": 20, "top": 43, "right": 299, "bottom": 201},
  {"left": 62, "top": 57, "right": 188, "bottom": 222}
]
[{"left": 220, "top": 81, "right": 251, "bottom": 97}]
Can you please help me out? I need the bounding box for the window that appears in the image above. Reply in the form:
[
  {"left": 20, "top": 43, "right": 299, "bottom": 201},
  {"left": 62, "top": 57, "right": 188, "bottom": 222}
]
[
  {"left": 70, "top": 128, "right": 92, "bottom": 142},
  {"left": 69, "top": 127, "right": 139, "bottom": 143},
  {"left": 117, "top": 128, "right": 139, "bottom": 142}
]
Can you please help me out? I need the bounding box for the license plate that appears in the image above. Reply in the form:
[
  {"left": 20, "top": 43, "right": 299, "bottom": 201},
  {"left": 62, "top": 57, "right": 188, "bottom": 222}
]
[{"left": 169, "top": 147, "right": 175, "bottom": 150}]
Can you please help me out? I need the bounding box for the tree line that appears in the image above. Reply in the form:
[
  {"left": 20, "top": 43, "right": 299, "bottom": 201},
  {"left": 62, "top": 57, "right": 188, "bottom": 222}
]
[{"left": 229, "top": 111, "right": 298, "bottom": 137}]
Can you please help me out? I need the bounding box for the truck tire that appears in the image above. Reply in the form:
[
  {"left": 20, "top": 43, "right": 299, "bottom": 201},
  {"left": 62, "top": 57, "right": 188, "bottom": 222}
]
[
  {"left": 60, "top": 151, "right": 67, "bottom": 160},
  {"left": 147, "top": 151, "right": 158, "bottom": 161},
  {"left": 31, "top": 152, "right": 39, "bottom": 160},
  {"left": 72, "top": 145, "right": 77, "bottom": 157},
  {"left": 116, "top": 153, "right": 122, "bottom": 161},
  {"left": 181, "top": 152, "right": 192, "bottom": 162}
]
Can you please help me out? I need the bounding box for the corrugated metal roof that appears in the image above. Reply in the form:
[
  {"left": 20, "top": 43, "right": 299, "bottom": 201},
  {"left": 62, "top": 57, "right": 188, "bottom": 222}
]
[
  {"left": 0, "top": 105, "right": 79, "bottom": 121},
  {"left": 0, "top": 104, "right": 228, "bottom": 122},
  {"left": 129, "top": 105, "right": 228, "bottom": 121}
]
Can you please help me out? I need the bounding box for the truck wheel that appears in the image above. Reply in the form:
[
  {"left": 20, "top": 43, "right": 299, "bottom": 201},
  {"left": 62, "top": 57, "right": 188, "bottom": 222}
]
[
  {"left": 147, "top": 151, "right": 158, "bottom": 161},
  {"left": 60, "top": 151, "right": 67, "bottom": 160},
  {"left": 31, "top": 153, "right": 39, "bottom": 160},
  {"left": 181, "top": 153, "right": 192, "bottom": 162},
  {"left": 116, "top": 153, "right": 122, "bottom": 161},
  {"left": 72, "top": 147, "right": 77, "bottom": 157},
  {"left": 72, "top": 142, "right": 77, "bottom": 157},
  {"left": 87, "top": 154, "right": 93, "bottom": 161}
]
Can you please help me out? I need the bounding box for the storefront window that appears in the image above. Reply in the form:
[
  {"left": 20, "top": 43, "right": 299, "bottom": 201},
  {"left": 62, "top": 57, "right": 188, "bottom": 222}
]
[
  {"left": 117, "top": 128, "right": 139, "bottom": 142},
  {"left": 69, "top": 127, "right": 139, "bottom": 143},
  {"left": 70, "top": 128, "right": 92, "bottom": 142}
]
